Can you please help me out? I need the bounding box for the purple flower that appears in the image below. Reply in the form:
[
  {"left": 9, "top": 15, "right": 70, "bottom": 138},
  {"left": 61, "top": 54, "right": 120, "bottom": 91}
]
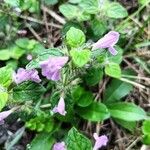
[
  {"left": 93, "top": 133, "right": 108, "bottom": 150},
  {"left": 52, "top": 142, "right": 66, "bottom": 150},
  {"left": 52, "top": 97, "right": 67, "bottom": 116},
  {"left": 0, "top": 109, "right": 13, "bottom": 125},
  {"left": 13, "top": 68, "right": 41, "bottom": 84},
  {"left": 26, "top": 54, "right": 33, "bottom": 61},
  {"left": 92, "top": 31, "right": 120, "bottom": 55},
  {"left": 40, "top": 57, "right": 68, "bottom": 81}
]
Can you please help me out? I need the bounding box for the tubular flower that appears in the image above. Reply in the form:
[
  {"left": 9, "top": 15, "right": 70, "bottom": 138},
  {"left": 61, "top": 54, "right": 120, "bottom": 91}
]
[
  {"left": 52, "top": 142, "right": 66, "bottom": 150},
  {"left": 40, "top": 56, "right": 68, "bottom": 81},
  {"left": 52, "top": 97, "right": 67, "bottom": 116},
  {"left": 93, "top": 133, "right": 108, "bottom": 150},
  {"left": 92, "top": 31, "right": 120, "bottom": 55},
  {"left": 13, "top": 68, "right": 41, "bottom": 84}
]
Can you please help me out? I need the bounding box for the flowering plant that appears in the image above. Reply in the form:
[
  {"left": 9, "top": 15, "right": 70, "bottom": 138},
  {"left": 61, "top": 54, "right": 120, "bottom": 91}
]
[{"left": 0, "top": 0, "right": 149, "bottom": 149}]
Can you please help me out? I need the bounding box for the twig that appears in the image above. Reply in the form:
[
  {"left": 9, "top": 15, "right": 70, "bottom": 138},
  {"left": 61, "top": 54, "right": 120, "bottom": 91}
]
[
  {"left": 43, "top": 8, "right": 52, "bottom": 46},
  {"left": 0, "top": 9, "right": 62, "bottom": 29},
  {"left": 26, "top": 23, "right": 43, "bottom": 42},
  {"left": 41, "top": 5, "right": 66, "bottom": 25},
  {"left": 126, "top": 137, "right": 141, "bottom": 150},
  {"left": 120, "top": 77, "right": 146, "bottom": 89}
]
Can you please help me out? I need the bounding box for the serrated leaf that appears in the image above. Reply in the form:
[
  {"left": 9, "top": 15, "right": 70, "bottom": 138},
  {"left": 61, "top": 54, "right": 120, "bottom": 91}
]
[
  {"left": 13, "top": 81, "right": 46, "bottom": 101},
  {"left": 59, "top": 4, "right": 79, "bottom": 20},
  {"left": 107, "top": 102, "right": 147, "bottom": 121},
  {"left": 104, "top": 79, "right": 133, "bottom": 103},
  {"left": 10, "top": 46, "right": 25, "bottom": 60},
  {"left": 105, "top": 62, "right": 121, "bottom": 78},
  {"left": 66, "top": 127, "right": 92, "bottom": 150},
  {"left": 0, "top": 66, "right": 13, "bottom": 88},
  {"left": 90, "top": 19, "right": 107, "bottom": 40},
  {"left": 29, "top": 133, "right": 55, "bottom": 150},
  {"left": 79, "top": 0, "right": 99, "bottom": 14},
  {"left": 77, "top": 102, "right": 110, "bottom": 122},
  {"left": 70, "top": 49, "right": 91, "bottom": 67},
  {"left": 0, "top": 50, "right": 11, "bottom": 60},
  {"left": 66, "top": 27, "right": 85, "bottom": 47},
  {"left": 105, "top": 2, "right": 128, "bottom": 19},
  {"left": 0, "top": 92, "right": 8, "bottom": 111}
]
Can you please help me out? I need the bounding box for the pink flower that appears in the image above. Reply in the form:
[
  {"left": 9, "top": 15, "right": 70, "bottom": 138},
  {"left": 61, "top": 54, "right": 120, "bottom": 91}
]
[
  {"left": 40, "top": 56, "right": 68, "bottom": 81},
  {"left": 0, "top": 109, "right": 13, "bottom": 125},
  {"left": 13, "top": 68, "right": 41, "bottom": 84},
  {"left": 93, "top": 133, "right": 108, "bottom": 150},
  {"left": 92, "top": 31, "right": 120, "bottom": 55},
  {"left": 52, "top": 142, "right": 66, "bottom": 150},
  {"left": 26, "top": 54, "right": 33, "bottom": 61},
  {"left": 52, "top": 97, "right": 67, "bottom": 116}
]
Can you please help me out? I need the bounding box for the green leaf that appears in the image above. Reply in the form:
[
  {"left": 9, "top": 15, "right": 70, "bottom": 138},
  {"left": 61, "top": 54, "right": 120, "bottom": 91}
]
[
  {"left": 66, "top": 27, "right": 85, "bottom": 47},
  {"left": 72, "top": 86, "right": 93, "bottom": 107},
  {"left": 26, "top": 113, "right": 54, "bottom": 132},
  {"left": 10, "top": 46, "right": 25, "bottom": 60},
  {"left": 0, "top": 50, "right": 11, "bottom": 60},
  {"left": 69, "top": 0, "right": 81, "bottom": 4},
  {"left": 66, "top": 127, "right": 92, "bottom": 150},
  {"left": 77, "top": 102, "right": 110, "bottom": 122},
  {"left": 105, "top": 2, "right": 128, "bottom": 19},
  {"left": 105, "top": 62, "right": 121, "bottom": 78},
  {"left": 104, "top": 79, "right": 133, "bottom": 103},
  {"left": 79, "top": 0, "right": 99, "bottom": 14},
  {"left": 0, "top": 66, "right": 13, "bottom": 88},
  {"left": 44, "top": 0, "right": 58, "bottom": 5},
  {"left": 90, "top": 19, "right": 107, "bottom": 40},
  {"left": 84, "top": 67, "right": 103, "bottom": 86},
  {"left": 114, "top": 119, "right": 136, "bottom": 132},
  {"left": 59, "top": 4, "right": 79, "bottom": 20},
  {"left": 0, "top": 91, "right": 8, "bottom": 111},
  {"left": 107, "top": 102, "right": 147, "bottom": 121},
  {"left": 70, "top": 49, "right": 91, "bottom": 67},
  {"left": 142, "top": 120, "right": 150, "bottom": 135},
  {"left": 77, "top": 12, "right": 91, "bottom": 21},
  {"left": 4, "top": 0, "right": 19, "bottom": 7},
  {"left": 15, "top": 38, "right": 38, "bottom": 50},
  {"left": 13, "top": 81, "right": 46, "bottom": 101},
  {"left": 138, "top": 0, "right": 149, "bottom": 5},
  {"left": 29, "top": 133, "right": 55, "bottom": 150},
  {"left": 143, "top": 135, "right": 150, "bottom": 145}
]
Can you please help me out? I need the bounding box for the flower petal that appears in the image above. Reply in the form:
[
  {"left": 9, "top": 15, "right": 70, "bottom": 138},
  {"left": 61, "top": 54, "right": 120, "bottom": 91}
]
[
  {"left": 92, "top": 31, "right": 120, "bottom": 50},
  {"left": 52, "top": 142, "right": 66, "bottom": 150},
  {"left": 93, "top": 133, "right": 108, "bottom": 150},
  {"left": 52, "top": 97, "right": 67, "bottom": 116},
  {"left": 13, "top": 68, "right": 41, "bottom": 84},
  {"left": 0, "top": 109, "right": 13, "bottom": 124},
  {"left": 40, "top": 56, "right": 68, "bottom": 81},
  {"left": 108, "top": 46, "right": 118, "bottom": 55}
]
